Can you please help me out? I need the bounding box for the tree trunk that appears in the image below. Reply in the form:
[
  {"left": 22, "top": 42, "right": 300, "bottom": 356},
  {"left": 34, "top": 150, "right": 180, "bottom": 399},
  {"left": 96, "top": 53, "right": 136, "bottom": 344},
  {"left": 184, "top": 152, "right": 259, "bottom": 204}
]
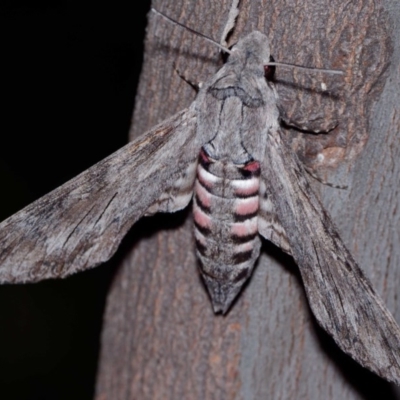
[{"left": 96, "top": 1, "right": 400, "bottom": 398}]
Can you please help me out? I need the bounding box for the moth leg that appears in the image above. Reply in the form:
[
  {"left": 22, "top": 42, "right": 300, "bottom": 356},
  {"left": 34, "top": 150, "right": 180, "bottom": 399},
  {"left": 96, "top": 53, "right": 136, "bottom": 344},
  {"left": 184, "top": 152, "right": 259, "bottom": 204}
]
[
  {"left": 279, "top": 106, "right": 338, "bottom": 134},
  {"left": 174, "top": 63, "right": 201, "bottom": 92},
  {"left": 277, "top": 106, "right": 345, "bottom": 188},
  {"left": 304, "top": 167, "right": 348, "bottom": 190}
]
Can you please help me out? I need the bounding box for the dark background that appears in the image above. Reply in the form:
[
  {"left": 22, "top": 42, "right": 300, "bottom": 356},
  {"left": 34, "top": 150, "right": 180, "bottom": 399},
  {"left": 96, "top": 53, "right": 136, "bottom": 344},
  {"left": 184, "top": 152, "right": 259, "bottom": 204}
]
[{"left": 0, "top": 2, "right": 150, "bottom": 399}]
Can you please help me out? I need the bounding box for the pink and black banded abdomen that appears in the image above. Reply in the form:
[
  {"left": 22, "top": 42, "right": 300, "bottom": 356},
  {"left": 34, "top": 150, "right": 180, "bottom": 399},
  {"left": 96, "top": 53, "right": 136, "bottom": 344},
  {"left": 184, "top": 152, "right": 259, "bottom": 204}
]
[{"left": 193, "top": 149, "right": 261, "bottom": 313}]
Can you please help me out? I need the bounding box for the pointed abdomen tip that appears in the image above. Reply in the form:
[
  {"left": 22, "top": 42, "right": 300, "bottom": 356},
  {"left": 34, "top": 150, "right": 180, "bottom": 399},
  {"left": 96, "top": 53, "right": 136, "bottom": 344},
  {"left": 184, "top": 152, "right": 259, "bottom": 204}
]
[{"left": 201, "top": 272, "right": 248, "bottom": 315}]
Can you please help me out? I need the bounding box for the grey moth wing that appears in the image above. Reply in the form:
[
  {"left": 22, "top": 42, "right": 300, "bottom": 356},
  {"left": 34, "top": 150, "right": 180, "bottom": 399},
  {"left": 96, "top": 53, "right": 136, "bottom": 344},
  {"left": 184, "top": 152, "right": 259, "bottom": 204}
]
[
  {"left": 262, "top": 126, "right": 400, "bottom": 384},
  {"left": 0, "top": 108, "right": 198, "bottom": 283},
  {"left": 258, "top": 183, "right": 292, "bottom": 255}
]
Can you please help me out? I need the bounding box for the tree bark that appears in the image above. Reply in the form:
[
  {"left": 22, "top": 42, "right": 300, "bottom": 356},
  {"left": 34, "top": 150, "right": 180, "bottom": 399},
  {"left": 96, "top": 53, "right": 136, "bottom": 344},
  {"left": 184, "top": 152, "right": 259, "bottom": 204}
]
[{"left": 96, "top": 1, "right": 400, "bottom": 399}]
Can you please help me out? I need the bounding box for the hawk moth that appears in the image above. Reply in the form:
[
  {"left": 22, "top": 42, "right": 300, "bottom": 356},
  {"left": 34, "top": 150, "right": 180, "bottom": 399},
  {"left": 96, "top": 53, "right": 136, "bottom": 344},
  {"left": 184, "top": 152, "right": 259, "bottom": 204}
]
[{"left": 1, "top": 8, "right": 400, "bottom": 386}]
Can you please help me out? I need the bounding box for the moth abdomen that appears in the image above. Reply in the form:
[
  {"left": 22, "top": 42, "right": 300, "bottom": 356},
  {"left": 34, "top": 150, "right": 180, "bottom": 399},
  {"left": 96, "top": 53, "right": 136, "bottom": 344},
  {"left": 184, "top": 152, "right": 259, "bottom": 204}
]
[{"left": 193, "top": 149, "right": 261, "bottom": 313}]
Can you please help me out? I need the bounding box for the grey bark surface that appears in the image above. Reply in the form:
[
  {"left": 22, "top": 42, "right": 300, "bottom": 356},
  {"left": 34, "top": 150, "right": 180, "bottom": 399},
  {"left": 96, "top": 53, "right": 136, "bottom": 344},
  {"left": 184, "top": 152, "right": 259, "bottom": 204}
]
[{"left": 95, "top": 1, "right": 400, "bottom": 399}]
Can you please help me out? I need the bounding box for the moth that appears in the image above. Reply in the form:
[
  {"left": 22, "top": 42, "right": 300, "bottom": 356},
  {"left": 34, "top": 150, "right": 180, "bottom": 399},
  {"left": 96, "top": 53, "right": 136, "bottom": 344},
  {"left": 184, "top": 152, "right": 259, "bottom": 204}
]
[{"left": 1, "top": 7, "right": 400, "bottom": 385}]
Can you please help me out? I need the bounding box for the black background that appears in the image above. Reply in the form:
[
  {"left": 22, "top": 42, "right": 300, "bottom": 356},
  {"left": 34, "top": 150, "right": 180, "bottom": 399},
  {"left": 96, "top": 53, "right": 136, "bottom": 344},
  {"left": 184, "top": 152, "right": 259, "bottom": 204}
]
[{"left": 0, "top": 1, "right": 150, "bottom": 399}]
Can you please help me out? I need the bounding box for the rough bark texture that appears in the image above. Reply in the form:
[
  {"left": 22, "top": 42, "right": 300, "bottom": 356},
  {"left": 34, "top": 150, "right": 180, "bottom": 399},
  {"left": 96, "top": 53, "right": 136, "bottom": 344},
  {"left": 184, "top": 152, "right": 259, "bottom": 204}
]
[{"left": 96, "top": 1, "right": 400, "bottom": 399}]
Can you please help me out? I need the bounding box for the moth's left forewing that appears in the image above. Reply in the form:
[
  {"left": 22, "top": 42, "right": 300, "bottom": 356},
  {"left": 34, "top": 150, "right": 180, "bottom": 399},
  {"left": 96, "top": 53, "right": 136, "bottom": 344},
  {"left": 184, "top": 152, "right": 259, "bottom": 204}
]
[
  {"left": 0, "top": 108, "right": 199, "bottom": 283},
  {"left": 261, "top": 127, "right": 400, "bottom": 384},
  {"left": 144, "top": 152, "right": 198, "bottom": 215}
]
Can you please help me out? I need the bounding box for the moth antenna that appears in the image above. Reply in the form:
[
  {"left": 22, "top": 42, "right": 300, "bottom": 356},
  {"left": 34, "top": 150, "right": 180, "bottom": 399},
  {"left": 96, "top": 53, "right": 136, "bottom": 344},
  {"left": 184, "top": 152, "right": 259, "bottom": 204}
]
[
  {"left": 266, "top": 62, "right": 343, "bottom": 75},
  {"left": 152, "top": 8, "right": 343, "bottom": 75},
  {"left": 151, "top": 8, "right": 232, "bottom": 54}
]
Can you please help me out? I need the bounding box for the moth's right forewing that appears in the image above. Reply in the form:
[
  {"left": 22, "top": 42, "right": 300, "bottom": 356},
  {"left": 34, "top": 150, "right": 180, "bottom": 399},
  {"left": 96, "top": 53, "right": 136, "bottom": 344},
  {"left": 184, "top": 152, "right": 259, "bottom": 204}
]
[
  {"left": 258, "top": 181, "right": 292, "bottom": 255},
  {"left": 263, "top": 127, "right": 400, "bottom": 384},
  {"left": 0, "top": 108, "right": 198, "bottom": 283}
]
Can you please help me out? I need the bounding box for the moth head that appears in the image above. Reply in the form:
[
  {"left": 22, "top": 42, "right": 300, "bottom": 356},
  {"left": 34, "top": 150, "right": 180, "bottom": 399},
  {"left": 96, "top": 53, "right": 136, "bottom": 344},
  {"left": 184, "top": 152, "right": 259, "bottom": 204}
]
[
  {"left": 228, "top": 31, "right": 342, "bottom": 78},
  {"left": 230, "top": 31, "right": 272, "bottom": 66}
]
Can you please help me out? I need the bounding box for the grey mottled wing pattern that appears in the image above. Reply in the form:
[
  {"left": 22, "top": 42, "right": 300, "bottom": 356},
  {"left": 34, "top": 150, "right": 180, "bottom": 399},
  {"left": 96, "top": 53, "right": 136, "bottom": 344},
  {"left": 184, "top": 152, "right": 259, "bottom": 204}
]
[
  {"left": 258, "top": 180, "right": 291, "bottom": 255},
  {"left": 0, "top": 108, "right": 198, "bottom": 283},
  {"left": 145, "top": 157, "right": 198, "bottom": 216},
  {"left": 263, "top": 127, "right": 400, "bottom": 384}
]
